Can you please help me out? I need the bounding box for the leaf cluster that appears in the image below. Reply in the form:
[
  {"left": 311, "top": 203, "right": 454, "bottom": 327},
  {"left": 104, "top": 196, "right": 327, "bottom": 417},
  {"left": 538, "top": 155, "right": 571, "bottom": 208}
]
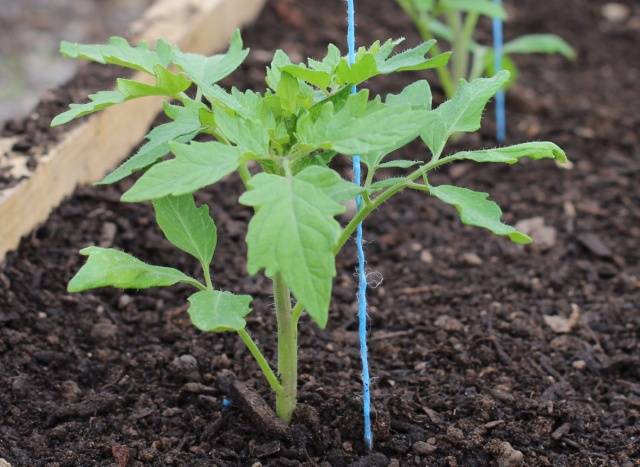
[{"left": 56, "top": 31, "right": 567, "bottom": 333}]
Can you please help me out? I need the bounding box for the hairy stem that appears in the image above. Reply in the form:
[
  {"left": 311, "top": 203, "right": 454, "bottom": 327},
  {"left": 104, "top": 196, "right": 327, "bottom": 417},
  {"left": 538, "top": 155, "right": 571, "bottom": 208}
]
[
  {"left": 273, "top": 273, "right": 297, "bottom": 423},
  {"left": 237, "top": 329, "right": 283, "bottom": 394},
  {"left": 335, "top": 157, "right": 451, "bottom": 255}
]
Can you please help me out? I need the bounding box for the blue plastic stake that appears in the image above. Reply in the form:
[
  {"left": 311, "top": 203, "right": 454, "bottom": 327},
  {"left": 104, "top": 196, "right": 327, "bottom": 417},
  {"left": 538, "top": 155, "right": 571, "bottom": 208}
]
[
  {"left": 492, "top": 0, "right": 506, "bottom": 142},
  {"left": 346, "top": 0, "right": 373, "bottom": 451}
]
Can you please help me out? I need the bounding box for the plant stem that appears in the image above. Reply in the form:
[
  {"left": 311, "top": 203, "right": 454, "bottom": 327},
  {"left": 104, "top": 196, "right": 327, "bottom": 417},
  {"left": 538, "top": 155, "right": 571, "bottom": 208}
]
[
  {"left": 273, "top": 273, "right": 297, "bottom": 423},
  {"left": 203, "top": 265, "right": 213, "bottom": 290},
  {"left": 448, "top": 11, "right": 467, "bottom": 83},
  {"left": 237, "top": 329, "right": 283, "bottom": 394},
  {"left": 461, "top": 12, "right": 479, "bottom": 49},
  {"left": 335, "top": 157, "right": 453, "bottom": 255},
  {"left": 291, "top": 301, "right": 304, "bottom": 324},
  {"left": 396, "top": 0, "right": 455, "bottom": 97},
  {"left": 238, "top": 163, "right": 251, "bottom": 188}
]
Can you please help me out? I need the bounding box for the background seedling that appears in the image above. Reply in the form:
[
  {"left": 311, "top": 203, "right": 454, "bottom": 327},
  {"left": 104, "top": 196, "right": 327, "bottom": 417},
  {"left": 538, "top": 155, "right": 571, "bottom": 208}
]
[{"left": 395, "top": 0, "right": 576, "bottom": 97}]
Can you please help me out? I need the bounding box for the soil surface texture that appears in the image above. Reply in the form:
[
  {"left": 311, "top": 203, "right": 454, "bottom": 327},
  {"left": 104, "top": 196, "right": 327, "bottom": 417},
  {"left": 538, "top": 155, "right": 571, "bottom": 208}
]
[{"left": 1, "top": 0, "right": 639, "bottom": 465}]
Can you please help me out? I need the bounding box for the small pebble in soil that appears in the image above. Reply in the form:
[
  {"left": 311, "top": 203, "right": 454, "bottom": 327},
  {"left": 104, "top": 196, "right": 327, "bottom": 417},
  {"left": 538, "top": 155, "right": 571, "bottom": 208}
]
[
  {"left": 111, "top": 444, "right": 129, "bottom": 467},
  {"left": 169, "top": 354, "right": 200, "bottom": 381},
  {"left": 543, "top": 304, "right": 581, "bottom": 334},
  {"left": 99, "top": 222, "right": 117, "bottom": 247},
  {"left": 90, "top": 319, "right": 118, "bottom": 342},
  {"left": 514, "top": 217, "right": 557, "bottom": 250},
  {"left": 446, "top": 425, "right": 465, "bottom": 442},
  {"left": 60, "top": 380, "right": 81, "bottom": 402},
  {"left": 139, "top": 448, "right": 157, "bottom": 462},
  {"left": 118, "top": 294, "right": 133, "bottom": 309},
  {"left": 420, "top": 249, "right": 433, "bottom": 264},
  {"left": 602, "top": 3, "right": 630, "bottom": 22},
  {"left": 413, "top": 440, "right": 437, "bottom": 455},
  {"left": 577, "top": 233, "right": 612, "bottom": 258},
  {"left": 435, "top": 315, "right": 463, "bottom": 332},
  {"left": 485, "top": 440, "right": 524, "bottom": 467},
  {"left": 461, "top": 252, "right": 483, "bottom": 266},
  {"left": 572, "top": 360, "right": 586, "bottom": 370}
]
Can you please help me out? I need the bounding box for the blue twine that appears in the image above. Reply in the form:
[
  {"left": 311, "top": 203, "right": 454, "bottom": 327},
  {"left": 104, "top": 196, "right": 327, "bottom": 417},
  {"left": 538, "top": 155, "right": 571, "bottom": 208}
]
[
  {"left": 492, "top": 0, "right": 506, "bottom": 142},
  {"left": 346, "top": 0, "right": 373, "bottom": 451},
  {"left": 222, "top": 397, "right": 232, "bottom": 409}
]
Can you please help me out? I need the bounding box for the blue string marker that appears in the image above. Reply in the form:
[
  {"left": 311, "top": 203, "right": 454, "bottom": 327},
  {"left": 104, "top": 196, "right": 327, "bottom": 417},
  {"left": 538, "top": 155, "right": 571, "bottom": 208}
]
[
  {"left": 492, "top": 0, "right": 506, "bottom": 142},
  {"left": 346, "top": 0, "right": 373, "bottom": 451}
]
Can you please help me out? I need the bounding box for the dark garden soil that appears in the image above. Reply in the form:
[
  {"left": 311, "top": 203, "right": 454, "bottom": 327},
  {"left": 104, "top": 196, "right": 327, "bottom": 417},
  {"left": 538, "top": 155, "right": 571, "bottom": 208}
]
[{"left": 1, "top": 0, "right": 639, "bottom": 465}]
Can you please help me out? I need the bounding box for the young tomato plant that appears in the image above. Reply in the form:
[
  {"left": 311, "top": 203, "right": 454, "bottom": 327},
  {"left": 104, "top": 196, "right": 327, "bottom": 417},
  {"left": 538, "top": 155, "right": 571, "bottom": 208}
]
[
  {"left": 395, "top": 0, "right": 576, "bottom": 97},
  {"left": 55, "top": 31, "right": 567, "bottom": 423}
]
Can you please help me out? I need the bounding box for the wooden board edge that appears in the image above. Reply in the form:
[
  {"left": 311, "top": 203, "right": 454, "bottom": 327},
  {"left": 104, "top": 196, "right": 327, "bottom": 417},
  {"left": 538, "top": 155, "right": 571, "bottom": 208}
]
[{"left": 0, "top": 0, "right": 266, "bottom": 262}]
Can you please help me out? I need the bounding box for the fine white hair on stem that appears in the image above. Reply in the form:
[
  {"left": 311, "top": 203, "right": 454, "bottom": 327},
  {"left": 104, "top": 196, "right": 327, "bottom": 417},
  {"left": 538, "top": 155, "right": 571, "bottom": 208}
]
[
  {"left": 352, "top": 269, "right": 383, "bottom": 288},
  {"left": 366, "top": 270, "right": 384, "bottom": 288}
]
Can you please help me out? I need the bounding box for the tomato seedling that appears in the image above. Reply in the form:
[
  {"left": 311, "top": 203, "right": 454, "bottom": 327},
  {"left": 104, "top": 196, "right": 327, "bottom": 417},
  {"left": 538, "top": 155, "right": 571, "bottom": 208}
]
[
  {"left": 395, "top": 0, "right": 576, "bottom": 97},
  {"left": 54, "top": 31, "right": 567, "bottom": 423}
]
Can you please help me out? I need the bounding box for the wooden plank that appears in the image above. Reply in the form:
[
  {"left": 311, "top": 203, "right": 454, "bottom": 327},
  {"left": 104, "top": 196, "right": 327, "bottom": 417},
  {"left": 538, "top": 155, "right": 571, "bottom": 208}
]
[{"left": 0, "top": 0, "right": 266, "bottom": 261}]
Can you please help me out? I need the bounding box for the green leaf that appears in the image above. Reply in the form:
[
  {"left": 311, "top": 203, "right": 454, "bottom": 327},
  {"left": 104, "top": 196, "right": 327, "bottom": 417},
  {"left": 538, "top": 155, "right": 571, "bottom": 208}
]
[
  {"left": 428, "top": 185, "right": 531, "bottom": 244},
  {"left": 214, "top": 108, "right": 270, "bottom": 158},
  {"left": 414, "top": 0, "right": 435, "bottom": 14},
  {"left": 441, "top": 0, "right": 507, "bottom": 19},
  {"left": 483, "top": 53, "right": 518, "bottom": 89},
  {"left": 52, "top": 64, "right": 192, "bottom": 127},
  {"left": 334, "top": 39, "right": 451, "bottom": 87},
  {"left": 51, "top": 90, "right": 124, "bottom": 126},
  {"left": 386, "top": 80, "right": 432, "bottom": 110},
  {"left": 308, "top": 44, "right": 342, "bottom": 73},
  {"left": 153, "top": 194, "right": 217, "bottom": 268},
  {"left": 281, "top": 64, "right": 332, "bottom": 90},
  {"left": 376, "top": 40, "right": 451, "bottom": 73},
  {"left": 204, "top": 86, "right": 266, "bottom": 120},
  {"left": 60, "top": 36, "right": 172, "bottom": 74},
  {"left": 116, "top": 65, "right": 191, "bottom": 99},
  {"left": 266, "top": 49, "right": 293, "bottom": 91},
  {"left": 335, "top": 53, "right": 379, "bottom": 85},
  {"left": 239, "top": 173, "right": 345, "bottom": 327},
  {"left": 173, "top": 29, "right": 248, "bottom": 88},
  {"left": 421, "top": 71, "right": 510, "bottom": 158},
  {"left": 504, "top": 34, "right": 576, "bottom": 59},
  {"left": 99, "top": 101, "right": 203, "bottom": 184},
  {"left": 122, "top": 141, "right": 241, "bottom": 202},
  {"left": 296, "top": 166, "right": 362, "bottom": 202},
  {"left": 295, "top": 90, "right": 428, "bottom": 155},
  {"left": 359, "top": 152, "right": 386, "bottom": 169},
  {"left": 68, "top": 246, "right": 200, "bottom": 292},
  {"left": 188, "top": 290, "right": 252, "bottom": 332},
  {"left": 279, "top": 39, "right": 448, "bottom": 90},
  {"left": 445, "top": 142, "right": 568, "bottom": 165},
  {"left": 276, "top": 71, "right": 305, "bottom": 115}
]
